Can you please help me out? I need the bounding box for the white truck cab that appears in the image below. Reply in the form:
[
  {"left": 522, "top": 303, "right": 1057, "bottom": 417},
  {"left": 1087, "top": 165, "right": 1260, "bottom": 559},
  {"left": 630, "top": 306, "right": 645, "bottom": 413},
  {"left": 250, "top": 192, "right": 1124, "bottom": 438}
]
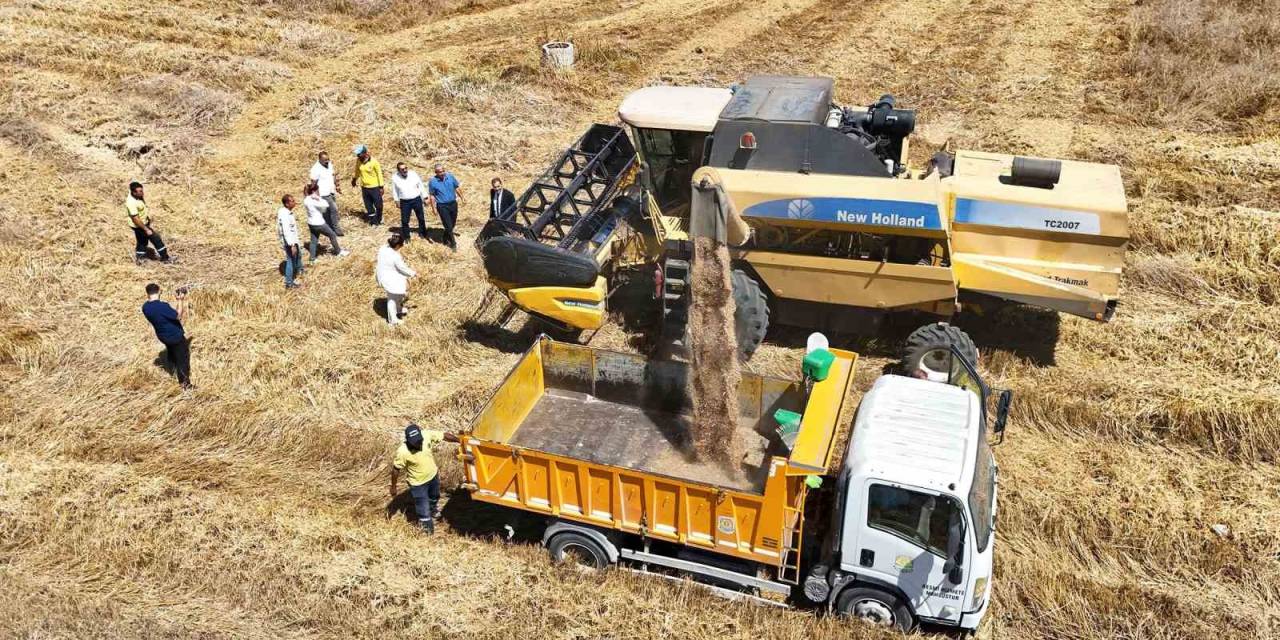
[{"left": 804, "top": 349, "right": 1005, "bottom": 633}]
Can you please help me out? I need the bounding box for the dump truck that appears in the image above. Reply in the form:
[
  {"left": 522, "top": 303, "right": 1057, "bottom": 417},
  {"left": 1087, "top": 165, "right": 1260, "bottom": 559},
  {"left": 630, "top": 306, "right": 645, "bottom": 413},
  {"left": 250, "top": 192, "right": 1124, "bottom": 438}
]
[
  {"left": 455, "top": 336, "right": 1010, "bottom": 632},
  {"left": 477, "top": 75, "right": 1128, "bottom": 375}
]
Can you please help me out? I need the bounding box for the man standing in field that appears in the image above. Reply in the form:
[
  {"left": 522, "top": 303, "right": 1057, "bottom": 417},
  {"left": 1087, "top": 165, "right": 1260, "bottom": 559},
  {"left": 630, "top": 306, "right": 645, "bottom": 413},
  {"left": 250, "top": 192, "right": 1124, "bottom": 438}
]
[
  {"left": 351, "top": 144, "right": 385, "bottom": 225},
  {"left": 427, "top": 163, "right": 462, "bottom": 250},
  {"left": 391, "top": 162, "right": 428, "bottom": 242},
  {"left": 308, "top": 150, "right": 344, "bottom": 236},
  {"left": 489, "top": 176, "right": 516, "bottom": 219},
  {"left": 278, "top": 194, "right": 304, "bottom": 289},
  {"left": 390, "top": 424, "right": 459, "bottom": 534},
  {"left": 126, "top": 181, "right": 173, "bottom": 264},
  {"left": 375, "top": 234, "right": 416, "bottom": 325},
  {"left": 141, "top": 282, "right": 191, "bottom": 389}
]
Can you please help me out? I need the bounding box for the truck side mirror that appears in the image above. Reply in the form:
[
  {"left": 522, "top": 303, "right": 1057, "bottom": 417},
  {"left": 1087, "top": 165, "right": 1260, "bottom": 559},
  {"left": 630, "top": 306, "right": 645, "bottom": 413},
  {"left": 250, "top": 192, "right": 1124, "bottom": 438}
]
[{"left": 993, "top": 389, "right": 1013, "bottom": 444}]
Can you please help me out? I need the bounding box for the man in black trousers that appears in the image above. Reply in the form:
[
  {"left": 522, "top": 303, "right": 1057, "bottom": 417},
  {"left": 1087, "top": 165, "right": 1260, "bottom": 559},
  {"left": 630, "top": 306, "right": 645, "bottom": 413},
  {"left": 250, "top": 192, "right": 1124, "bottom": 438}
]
[{"left": 141, "top": 282, "right": 191, "bottom": 389}]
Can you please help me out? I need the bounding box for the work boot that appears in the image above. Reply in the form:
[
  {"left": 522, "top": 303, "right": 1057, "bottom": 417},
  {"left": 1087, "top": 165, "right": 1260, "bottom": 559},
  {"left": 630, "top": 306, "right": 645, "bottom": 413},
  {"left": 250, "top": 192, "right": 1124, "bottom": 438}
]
[{"left": 419, "top": 519, "right": 434, "bottom": 535}]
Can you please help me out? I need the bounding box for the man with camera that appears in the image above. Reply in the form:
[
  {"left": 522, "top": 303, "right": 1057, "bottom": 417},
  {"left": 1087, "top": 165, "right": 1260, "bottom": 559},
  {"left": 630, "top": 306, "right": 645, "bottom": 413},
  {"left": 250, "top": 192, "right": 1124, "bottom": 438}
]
[{"left": 141, "top": 283, "right": 192, "bottom": 389}]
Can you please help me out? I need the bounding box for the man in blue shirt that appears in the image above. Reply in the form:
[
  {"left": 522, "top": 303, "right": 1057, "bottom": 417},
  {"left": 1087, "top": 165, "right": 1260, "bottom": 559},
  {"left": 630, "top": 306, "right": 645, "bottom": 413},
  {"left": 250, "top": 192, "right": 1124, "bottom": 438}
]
[
  {"left": 141, "top": 282, "right": 192, "bottom": 389},
  {"left": 427, "top": 163, "right": 463, "bottom": 250}
]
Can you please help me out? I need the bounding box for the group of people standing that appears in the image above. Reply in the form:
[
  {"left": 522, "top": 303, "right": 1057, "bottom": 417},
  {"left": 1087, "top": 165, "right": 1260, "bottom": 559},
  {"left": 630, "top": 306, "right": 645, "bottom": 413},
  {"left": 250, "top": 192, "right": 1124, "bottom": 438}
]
[
  {"left": 348, "top": 145, "right": 465, "bottom": 250},
  {"left": 128, "top": 145, "right": 515, "bottom": 534}
]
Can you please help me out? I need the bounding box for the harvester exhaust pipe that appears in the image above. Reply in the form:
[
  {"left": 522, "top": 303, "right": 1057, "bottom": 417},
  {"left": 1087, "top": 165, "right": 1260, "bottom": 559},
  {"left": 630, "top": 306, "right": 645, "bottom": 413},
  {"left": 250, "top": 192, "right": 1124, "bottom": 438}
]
[{"left": 1006, "top": 157, "right": 1062, "bottom": 189}]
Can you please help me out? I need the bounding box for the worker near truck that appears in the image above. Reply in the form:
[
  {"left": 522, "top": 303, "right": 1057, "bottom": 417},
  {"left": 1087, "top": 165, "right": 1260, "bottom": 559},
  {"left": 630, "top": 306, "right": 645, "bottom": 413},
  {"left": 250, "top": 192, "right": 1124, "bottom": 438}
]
[
  {"left": 427, "top": 163, "right": 461, "bottom": 250},
  {"left": 390, "top": 424, "right": 459, "bottom": 534},
  {"left": 126, "top": 181, "right": 173, "bottom": 264},
  {"left": 351, "top": 144, "right": 385, "bottom": 225}
]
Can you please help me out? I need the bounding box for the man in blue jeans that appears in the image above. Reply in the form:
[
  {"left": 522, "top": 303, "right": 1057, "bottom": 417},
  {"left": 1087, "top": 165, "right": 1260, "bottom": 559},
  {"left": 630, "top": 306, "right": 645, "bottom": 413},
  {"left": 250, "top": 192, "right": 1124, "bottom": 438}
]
[
  {"left": 390, "top": 424, "right": 459, "bottom": 534},
  {"left": 277, "top": 194, "right": 304, "bottom": 289},
  {"left": 141, "top": 282, "right": 192, "bottom": 389},
  {"left": 427, "top": 163, "right": 463, "bottom": 250}
]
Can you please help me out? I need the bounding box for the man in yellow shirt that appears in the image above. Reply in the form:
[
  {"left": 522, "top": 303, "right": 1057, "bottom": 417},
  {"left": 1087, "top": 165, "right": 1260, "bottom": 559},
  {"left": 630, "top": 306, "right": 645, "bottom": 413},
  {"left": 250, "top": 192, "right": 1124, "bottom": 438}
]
[
  {"left": 391, "top": 423, "right": 459, "bottom": 534},
  {"left": 350, "top": 144, "right": 385, "bottom": 225},
  {"left": 126, "top": 181, "right": 173, "bottom": 264}
]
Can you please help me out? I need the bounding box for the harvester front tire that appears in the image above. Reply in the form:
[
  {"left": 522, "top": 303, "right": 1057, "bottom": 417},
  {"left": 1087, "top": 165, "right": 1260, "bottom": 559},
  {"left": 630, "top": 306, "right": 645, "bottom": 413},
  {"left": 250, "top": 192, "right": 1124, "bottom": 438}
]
[
  {"left": 902, "top": 322, "right": 978, "bottom": 379},
  {"left": 835, "top": 586, "right": 914, "bottom": 632},
  {"left": 731, "top": 269, "right": 769, "bottom": 361},
  {"left": 548, "top": 531, "right": 608, "bottom": 570}
]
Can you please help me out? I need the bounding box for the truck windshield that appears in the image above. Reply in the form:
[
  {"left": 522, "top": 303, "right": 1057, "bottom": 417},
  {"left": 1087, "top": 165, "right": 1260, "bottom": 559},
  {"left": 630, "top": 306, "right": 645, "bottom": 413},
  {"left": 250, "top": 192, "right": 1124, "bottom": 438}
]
[
  {"left": 867, "top": 484, "right": 960, "bottom": 558},
  {"left": 969, "top": 426, "right": 995, "bottom": 552}
]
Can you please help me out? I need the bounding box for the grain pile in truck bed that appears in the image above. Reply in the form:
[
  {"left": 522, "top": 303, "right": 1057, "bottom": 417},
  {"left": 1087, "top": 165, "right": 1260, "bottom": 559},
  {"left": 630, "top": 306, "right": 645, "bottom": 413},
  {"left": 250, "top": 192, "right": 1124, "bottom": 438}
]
[{"left": 509, "top": 389, "right": 772, "bottom": 492}]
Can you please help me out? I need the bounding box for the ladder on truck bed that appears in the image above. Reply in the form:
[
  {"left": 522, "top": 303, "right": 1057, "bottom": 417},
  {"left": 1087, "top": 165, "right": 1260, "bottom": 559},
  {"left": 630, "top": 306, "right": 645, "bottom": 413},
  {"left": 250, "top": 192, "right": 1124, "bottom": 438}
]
[{"left": 477, "top": 124, "right": 636, "bottom": 250}]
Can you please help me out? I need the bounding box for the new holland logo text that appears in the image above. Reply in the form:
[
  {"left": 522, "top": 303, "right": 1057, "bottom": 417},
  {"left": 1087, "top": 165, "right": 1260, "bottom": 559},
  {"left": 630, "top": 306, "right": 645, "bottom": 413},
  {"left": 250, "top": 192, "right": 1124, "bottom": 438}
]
[{"left": 836, "top": 210, "right": 927, "bottom": 228}]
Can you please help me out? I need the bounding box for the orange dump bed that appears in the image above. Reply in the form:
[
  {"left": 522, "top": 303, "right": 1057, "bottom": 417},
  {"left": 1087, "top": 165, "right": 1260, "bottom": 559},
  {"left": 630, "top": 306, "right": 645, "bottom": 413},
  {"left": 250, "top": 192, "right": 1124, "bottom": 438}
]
[{"left": 458, "top": 337, "right": 856, "bottom": 574}]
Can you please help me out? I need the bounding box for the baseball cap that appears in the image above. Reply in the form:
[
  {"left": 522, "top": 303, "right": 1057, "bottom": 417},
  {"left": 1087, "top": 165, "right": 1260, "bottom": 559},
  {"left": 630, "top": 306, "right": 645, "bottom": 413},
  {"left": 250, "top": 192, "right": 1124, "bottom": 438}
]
[
  {"left": 353, "top": 144, "right": 368, "bottom": 156},
  {"left": 404, "top": 423, "right": 424, "bottom": 447}
]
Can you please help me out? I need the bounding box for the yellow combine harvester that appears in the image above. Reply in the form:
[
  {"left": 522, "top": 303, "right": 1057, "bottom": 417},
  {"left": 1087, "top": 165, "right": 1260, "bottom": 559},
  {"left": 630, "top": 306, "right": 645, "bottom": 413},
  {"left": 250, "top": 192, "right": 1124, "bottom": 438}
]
[{"left": 478, "top": 76, "right": 1127, "bottom": 371}]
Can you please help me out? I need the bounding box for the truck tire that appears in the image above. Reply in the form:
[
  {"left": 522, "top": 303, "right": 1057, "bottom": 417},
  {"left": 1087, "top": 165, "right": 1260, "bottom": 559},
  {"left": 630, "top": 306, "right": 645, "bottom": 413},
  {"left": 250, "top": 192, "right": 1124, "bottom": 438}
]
[
  {"left": 835, "top": 586, "right": 914, "bottom": 632},
  {"left": 547, "top": 531, "right": 609, "bottom": 570},
  {"left": 901, "top": 322, "right": 978, "bottom": 380},
  {"left": 731, "top": 269, "right": 769, "bottom": 361}
]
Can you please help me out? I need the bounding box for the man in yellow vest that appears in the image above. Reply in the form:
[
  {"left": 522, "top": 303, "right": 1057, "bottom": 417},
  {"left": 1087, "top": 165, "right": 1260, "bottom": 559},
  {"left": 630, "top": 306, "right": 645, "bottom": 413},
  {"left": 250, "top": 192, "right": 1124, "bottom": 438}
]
[
  {"left": 391, "top": 423, "right": 459, "bottom": 534},
  {"left": 126, "top": 181, "right": 173, "bottom": 264},
  {"left": 350, "top": 144, "right": 385, "bottom": 225}
]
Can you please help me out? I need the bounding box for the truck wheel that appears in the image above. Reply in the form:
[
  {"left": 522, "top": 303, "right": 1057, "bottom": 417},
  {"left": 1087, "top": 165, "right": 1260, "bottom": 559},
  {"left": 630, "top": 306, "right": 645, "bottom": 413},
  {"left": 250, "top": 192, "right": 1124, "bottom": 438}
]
[
  {"left": 902, "top": 322, "right": 978, "bottom": 380},
  {"left": 836, "top": 586, "right": 914, "bottom": 632},
  {"left": 731, "top": 269, "right": 769, "bottom": 361},
  {"left": 547, "top": 532, "right": 609, "bottom": 570}
]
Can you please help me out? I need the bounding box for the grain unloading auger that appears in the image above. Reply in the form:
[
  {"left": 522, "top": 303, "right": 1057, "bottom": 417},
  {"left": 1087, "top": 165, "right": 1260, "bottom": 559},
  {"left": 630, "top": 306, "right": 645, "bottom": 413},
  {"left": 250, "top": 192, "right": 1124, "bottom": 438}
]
[{"left": 477, "top": 76, "right": 1128, "bottom": 372}]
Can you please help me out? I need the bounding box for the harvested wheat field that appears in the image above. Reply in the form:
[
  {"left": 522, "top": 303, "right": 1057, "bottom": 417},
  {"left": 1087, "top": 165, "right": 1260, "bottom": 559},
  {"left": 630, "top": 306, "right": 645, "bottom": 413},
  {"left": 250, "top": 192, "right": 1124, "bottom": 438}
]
[{"left": 1, "top": 0, "right": 1278, "bottom": 637}]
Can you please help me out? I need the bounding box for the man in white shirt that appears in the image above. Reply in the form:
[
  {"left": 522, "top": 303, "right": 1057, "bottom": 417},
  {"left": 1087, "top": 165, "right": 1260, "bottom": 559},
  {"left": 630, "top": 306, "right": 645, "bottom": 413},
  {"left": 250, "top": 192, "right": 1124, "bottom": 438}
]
[
  {"left": 302, "top": 184, "right": 349, "bottom": 263},
  {"left": 391, "top": 162, "right": 428, "bottom": 243},
  {"left": 308, "top": 151, "right": 344, "bottom": 236},
  {"left": 375, "top": 234, "right": 417, "bottom": 325},
  {"left": 277, "top": 195, "right": 304, "bottom": 289}
]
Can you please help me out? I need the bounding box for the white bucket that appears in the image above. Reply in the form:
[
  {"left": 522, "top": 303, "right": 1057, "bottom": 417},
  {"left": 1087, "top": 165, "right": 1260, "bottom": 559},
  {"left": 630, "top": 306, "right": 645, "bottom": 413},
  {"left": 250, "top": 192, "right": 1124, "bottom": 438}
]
[{"left": 541, "top": 41, "right": 575, "bottom": 69}]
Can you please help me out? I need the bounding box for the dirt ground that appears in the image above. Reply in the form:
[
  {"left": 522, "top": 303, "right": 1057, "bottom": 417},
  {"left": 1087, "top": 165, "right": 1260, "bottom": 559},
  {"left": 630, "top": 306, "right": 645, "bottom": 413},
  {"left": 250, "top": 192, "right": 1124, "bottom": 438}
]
[{"left": 0, "top": 0, "right": 1277, "bottom": 638}]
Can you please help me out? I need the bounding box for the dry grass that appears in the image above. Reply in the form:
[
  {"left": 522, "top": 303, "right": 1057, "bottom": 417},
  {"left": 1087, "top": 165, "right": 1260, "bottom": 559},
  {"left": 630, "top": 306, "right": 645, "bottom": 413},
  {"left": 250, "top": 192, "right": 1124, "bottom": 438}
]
[
  {"left": 1, "top": 0, "right": 1279, "bottom": 638},
  {"left": 1122, "top": 0, "right": 1280, "bottom": 127}
]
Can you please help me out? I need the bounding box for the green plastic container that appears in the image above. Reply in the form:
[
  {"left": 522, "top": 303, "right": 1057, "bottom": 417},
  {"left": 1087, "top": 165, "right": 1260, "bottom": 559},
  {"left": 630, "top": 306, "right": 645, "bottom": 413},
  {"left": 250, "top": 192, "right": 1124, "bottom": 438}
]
[
  {"left": 802, "top": 348, "right": 835, "bottom": 381},
  {"left": 774, "top": 408, "right": 802, "bottom": 449}
]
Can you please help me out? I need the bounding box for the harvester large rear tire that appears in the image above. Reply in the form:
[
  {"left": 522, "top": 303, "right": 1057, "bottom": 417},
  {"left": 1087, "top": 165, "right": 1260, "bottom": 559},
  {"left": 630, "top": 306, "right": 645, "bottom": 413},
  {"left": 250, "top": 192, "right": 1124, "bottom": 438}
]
[
  {"left": 902, "top": 322, "right": 978, "bottom": 379},
  {"left": 731, "top": 269, "right": 769, "bottom": 361}
]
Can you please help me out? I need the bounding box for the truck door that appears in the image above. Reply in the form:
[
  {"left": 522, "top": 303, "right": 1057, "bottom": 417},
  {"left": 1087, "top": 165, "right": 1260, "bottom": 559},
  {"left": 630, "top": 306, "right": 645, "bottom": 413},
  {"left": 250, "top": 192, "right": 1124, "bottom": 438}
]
[{"left": 851, "top": 481, "right": 967, "bottom": 623}]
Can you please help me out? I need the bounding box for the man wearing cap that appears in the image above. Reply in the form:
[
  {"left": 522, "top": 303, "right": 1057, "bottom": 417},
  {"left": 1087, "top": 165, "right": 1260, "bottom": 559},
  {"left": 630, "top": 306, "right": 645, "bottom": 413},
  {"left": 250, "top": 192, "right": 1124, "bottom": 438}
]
[
  {"left": 390, "top": 424, "right": 459, "bottom": 534},
  {"left": 350, "top": 145, "right": 385, "bottom": 225},
  {"left": 126, "top": 181, "right": 173, "bottom": 264},
  {"left": 427, "top": 163, "right": 462, "bottom": 250}
]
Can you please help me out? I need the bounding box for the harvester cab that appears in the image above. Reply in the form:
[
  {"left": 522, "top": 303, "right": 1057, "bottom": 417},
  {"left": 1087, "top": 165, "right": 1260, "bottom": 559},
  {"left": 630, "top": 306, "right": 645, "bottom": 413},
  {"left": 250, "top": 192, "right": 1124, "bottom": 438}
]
[{"left": 476, "top": 75, "right": 1128, "bottom": 371}]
